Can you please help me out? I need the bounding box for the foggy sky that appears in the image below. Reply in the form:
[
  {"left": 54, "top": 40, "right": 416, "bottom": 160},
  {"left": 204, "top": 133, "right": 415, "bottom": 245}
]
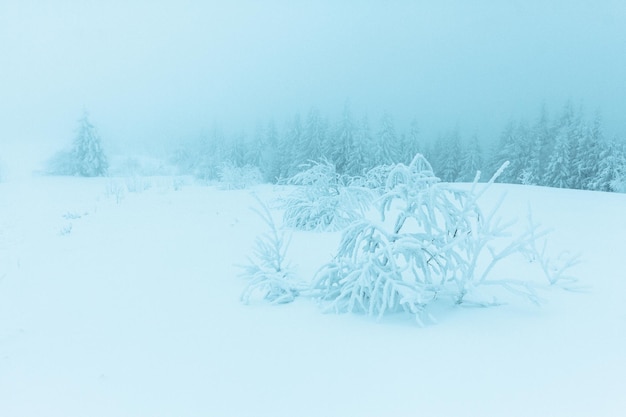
[{"left": 1, "top": 0, "right": 625, "bottom": 175}]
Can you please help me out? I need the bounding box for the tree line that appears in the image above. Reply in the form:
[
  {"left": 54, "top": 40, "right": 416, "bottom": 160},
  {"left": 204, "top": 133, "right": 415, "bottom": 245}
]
[
  {"left": 171, "top": 102, "right": 626, "bottom": 192},
  {"left": 48, "top": 103, "right": 626, "bottom": 193}
]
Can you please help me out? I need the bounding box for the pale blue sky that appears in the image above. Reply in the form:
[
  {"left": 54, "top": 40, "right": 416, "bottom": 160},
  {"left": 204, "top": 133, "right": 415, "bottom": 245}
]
[{"left": 1, "top": 0, "right": 625, "bottom": 171}]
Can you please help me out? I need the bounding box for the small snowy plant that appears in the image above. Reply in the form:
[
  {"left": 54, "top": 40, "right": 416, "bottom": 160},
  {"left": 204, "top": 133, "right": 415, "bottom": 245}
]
[
  {"left": 350, "top": 164, "right": 396, "bottom": 194},
  {"left": 282, "top": 160, "right": 372, "bottom": 231},
  {"left": 312, "top": 154, "right": 579, "bottom": 324},
  {"left": 239, "top": 197, "right": 301, "bottom": 304}
]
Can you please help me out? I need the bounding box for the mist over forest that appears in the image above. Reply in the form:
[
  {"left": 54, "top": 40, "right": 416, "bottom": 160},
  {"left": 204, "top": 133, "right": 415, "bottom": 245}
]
[{"left": 1, "top": 1, "right": 625, "bottom": 181}]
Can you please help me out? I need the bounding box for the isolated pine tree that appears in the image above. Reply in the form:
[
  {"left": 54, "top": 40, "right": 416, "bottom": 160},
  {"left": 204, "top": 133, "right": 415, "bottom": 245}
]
[{"left": 71, "top": 112, "right": 108, "bottom": 177}]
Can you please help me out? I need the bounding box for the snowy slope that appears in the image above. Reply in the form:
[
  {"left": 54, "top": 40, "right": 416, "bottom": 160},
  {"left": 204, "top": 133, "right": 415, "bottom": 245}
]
[{"left": 1, "top": 176, "right": 625, "bottom": 417}]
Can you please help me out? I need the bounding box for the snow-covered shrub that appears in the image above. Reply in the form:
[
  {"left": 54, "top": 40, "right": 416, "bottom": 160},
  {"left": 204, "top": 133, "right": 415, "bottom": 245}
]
[
  {"left": 105, "top": 180, "right": 126, "bottom": 204},
  {"left": 239, "top": 197, "right": 302, "bottom": 304},
  {"left": 124, "top": 176, "right": 152, "bottom": 193},
  {"left": 312, "top": 154, "right": 578, "bottom": 324},
  {"left": 350, "top": 164, "right": 396, "bottom": 193},
  {"left": 218, "top": 163, "right": 263, "bottom": 190},
  {"left": 282, "top": 160, "right": 373, "bottom": 231}
]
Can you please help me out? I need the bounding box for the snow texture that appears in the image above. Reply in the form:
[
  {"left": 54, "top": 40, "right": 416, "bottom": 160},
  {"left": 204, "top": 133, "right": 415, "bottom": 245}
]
[{"left": 0, "top": 174, "right": 624, "bottom": 416}]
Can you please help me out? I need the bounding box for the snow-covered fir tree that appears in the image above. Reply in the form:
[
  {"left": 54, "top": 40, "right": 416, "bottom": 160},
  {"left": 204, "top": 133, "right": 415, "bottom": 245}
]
[
  {"left": 573, "top": 113, "right": 602, "bottom": 190},
  {"left": 402, "top": 118, "right": 421, "bottom": 165},
  {"left": 590, "top": 139, "right": 625, "bottom": 192},
  {"left": 299, "top": 108, "right": 327, "bottom": 164},
  {"left": 610, "top": 150, "right": 626, "bottom": 193},
  {"left": 280, "top": 114, "right": 304, "bottom": 178},
  {"left": 259, "top": 120, "right": 281, "bottom": 182},
  {"left": 376, "top": 112, "right": 402, "bottom": 165},
  {"left": 433, "top": 129, "right": 462, "bottom": 182},
  {"left": 563, "top": 107, "right": 586, "bottom": 189},
  {"left": 331, "top": 103, "right": 357, "bottom": 175},
  {"left": 543, "top": 128, "right": 573, "bottom": 189},
  {"left": 492, "top": 121, "right": 533, "bottom": 184},
  {"left": 71, "top": 112, "right": 108, "bottom": 177},
  {"left": 345, "top": 116, "right": 374, "bottom": 176},
  {"left": 225, "top": 132, "right": 249, "bottom": 167},
  {"left": 459, "top": 134, "right": 483, "bottom": 182},
  {"left": 525, "top": 106, "right": 554, "bottom": 185}
]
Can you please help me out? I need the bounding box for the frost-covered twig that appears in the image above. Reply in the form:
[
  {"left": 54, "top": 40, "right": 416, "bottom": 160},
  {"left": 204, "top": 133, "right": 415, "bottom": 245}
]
[
  {"left": 238, "top": 195, "right": 302, "bottom": 304},
  {"left": 521, "top": 208, "right": 583, "bottom": 290}
]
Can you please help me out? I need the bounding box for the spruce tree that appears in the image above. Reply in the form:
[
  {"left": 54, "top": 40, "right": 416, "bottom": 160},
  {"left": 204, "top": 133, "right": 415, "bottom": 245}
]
[
  {"left": 403, "top": 118, "right": 421, "bottom": 165},
  {"left": 281, "top": 114, "right": 303, "bottom": 178},
  {"left": 259, "top": 120, "right": 281, "bottom": 182},
  {"left": 565, "top": 108, "right": 586, "bottom": 189},
  {"left": 71, "top": 112, "right": 108, "bottom": 177},
  {"left": 543, "top": 129, "right": 572, "bottom": 188},
  {"left": 574, "top": 113, "right": 602, "bottom": 190},
  {"left": 591, "top": 139, "right": 624, "bottom": 192},
  {"left": 434, "top": 130, "right": 462, "bottom": 182},
  {"left": 299, "top": 108, "right": 326, "bottom": 164},
  {"left": 495, "top": 121, "right": 533, "bottom": 184},
  {"left": 346, "top": 116, "right": 373, "bottom": 176},
  {"left": 460, "top": 134, "right": 483, "bottom": 182},
  {"left": 331, "top": 103, "right": 356, "bottom": 175},
  {"left": 376, "top": 112, "right": 402, "bottom": 165},
  {"left": 526, "top": 106, "right": 554, "bottom": 186}
]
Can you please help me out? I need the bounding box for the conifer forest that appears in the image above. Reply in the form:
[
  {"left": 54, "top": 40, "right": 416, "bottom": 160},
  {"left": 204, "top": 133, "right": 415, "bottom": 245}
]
[{"left": 169, "top": 102, "right": 626, "bottom": 193}]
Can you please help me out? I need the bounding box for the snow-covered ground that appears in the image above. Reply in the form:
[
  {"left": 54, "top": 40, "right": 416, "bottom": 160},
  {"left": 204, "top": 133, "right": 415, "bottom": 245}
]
[{"left": 1, "top": 176, "right": 625, "bottom": 416}]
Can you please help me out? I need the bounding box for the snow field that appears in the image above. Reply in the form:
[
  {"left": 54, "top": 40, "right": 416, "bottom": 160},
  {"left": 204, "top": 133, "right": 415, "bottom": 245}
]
[{"left": 0, "top": 176, "right": 625, "bottom": 416}]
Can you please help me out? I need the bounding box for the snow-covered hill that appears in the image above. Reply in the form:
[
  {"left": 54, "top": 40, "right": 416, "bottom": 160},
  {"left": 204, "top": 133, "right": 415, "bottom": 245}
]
[{"left": 1, "top": 176, "right": 624, "bottom": 416}]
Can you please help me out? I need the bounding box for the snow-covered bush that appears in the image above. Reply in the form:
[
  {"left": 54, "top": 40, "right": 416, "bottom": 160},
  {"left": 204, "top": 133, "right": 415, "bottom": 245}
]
[
  {"left": 105, "top": 179, "right": 126, "bottom": 204},
  {"left": 350, "top": 164, "right": 396, "bottom": 193},
  {"left": 239, "top": 197, "right": 302, "bottom": 304},
  {"left": 124, "top": 176, "right": 152, "bottom": 193},
  {"left": 218, "top": 163, "right": 263, "bottom": 190},
  {"left": 282, "top": 160, "right": 373, "bottom": 231},
  {"left": 312, "top": 154, "right": 579, "bottom": 324}
]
